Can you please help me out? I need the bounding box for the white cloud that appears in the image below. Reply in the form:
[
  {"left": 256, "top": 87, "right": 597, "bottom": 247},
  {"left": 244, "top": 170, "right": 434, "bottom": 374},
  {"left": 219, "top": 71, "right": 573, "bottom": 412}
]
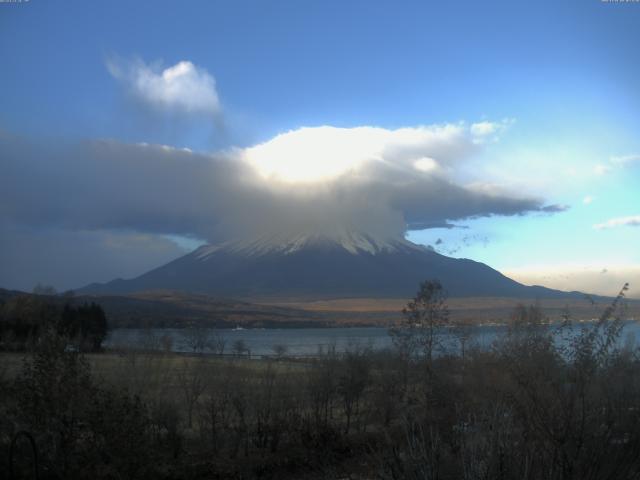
[
  {"left": 593, "top": 215, "right": 640, "bottom": 230},
  {"left": 594, "top": 164, "right": 612, "bottom": 175},
  {"left": 593, "top": 153, "right": 640, "bottom": 178},
  {"left": 470, "top": 121, "right": 498, "bottom": 137},
  {"left": 107, "top": 58, "right": 220, "bottom": 115},
  {"left": 243, "top": 124, "right": 467, "bottom": 183},
  {"left": 470, "top": 118, "right": 514, "bottom": 144},
  {"left": 610, "top": 154, "right": 640, "bottom": 166},
  {"left": 413, "top": 157, "right": 439, "bottom": 172},
  {"left": 583, "top": 195, "right": 594, "bottom": 205}
]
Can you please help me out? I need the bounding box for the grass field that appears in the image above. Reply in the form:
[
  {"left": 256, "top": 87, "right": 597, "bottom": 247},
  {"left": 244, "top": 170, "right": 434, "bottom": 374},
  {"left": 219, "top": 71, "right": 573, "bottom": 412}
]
[
  {"left": 263, "top": 296, "right": 640, "bottom": 325},
  {"left": 1, "top": 350, "right": 309, "bottom": 399}
]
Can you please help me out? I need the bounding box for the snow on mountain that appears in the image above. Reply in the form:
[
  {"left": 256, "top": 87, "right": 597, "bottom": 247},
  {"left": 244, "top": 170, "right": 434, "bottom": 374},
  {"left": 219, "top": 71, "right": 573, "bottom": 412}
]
[{"left": 194, "top": 231, "right": 425, "bottom": 260}]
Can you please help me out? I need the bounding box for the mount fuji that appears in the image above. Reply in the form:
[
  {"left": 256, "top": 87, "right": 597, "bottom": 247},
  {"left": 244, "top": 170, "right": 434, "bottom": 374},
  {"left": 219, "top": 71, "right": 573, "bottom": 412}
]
[{"left": 80, "top": 232, "right": 576, "bottom": 299}]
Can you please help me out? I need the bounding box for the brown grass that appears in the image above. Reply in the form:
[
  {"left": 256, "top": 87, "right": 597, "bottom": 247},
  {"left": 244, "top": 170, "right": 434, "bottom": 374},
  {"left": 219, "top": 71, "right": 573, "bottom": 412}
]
[{"left": 261, "top": 296, "right": 640, "bottom": 325}]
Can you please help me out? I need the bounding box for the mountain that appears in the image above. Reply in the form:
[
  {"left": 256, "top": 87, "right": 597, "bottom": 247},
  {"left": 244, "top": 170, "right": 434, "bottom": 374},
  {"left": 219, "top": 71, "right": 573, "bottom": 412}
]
[{"left": 79, "top": 233, "right": 580, "bottom": 299}]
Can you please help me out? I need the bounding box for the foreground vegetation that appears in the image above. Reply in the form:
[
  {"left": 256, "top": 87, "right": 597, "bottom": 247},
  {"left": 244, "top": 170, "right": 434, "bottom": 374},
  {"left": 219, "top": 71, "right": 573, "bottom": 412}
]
[{"left": 1, "top": 282, "right": 639, "bottom": 479}]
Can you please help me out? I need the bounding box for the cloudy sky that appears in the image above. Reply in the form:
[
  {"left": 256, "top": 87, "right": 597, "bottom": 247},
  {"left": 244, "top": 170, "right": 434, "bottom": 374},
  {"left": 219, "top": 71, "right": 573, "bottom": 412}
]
[{"left": 1, "top": 0, "right": 639, "bottom": 297}]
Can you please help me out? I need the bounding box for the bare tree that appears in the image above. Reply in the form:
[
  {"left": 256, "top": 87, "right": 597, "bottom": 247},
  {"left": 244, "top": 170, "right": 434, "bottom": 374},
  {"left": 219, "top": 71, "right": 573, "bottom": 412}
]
[
  {"left": 272, "top": 343, "right": 288, "bottom": 359},
  {"left": 177, "top": 358, "right": 207, "bottom": 429},
  {"left": 338, "top": 346, "right": 372, "bottom": 434},
  {"left": 390, "top": 280, "right": 450, "bottom": 363},
  {"left": 450, "top": 319, "right": 475, "bottom": 362},
  {"left": 159, "top": 333, "right": 173, "bottom": 353},
  {"left": 181, "top": 325, "right": 209, "bottom": 353},
  {"left": 32, "top": 283, "right": 57, "bottom": 296},
  {"left": 232, "top": 339, "right": 249, "bottom": 357},
  {"left": 210, "top": 330, "right": 226, "bottom": 355},
  {"left": 184, "top": 326, "right": 227, "bottom": 355}
]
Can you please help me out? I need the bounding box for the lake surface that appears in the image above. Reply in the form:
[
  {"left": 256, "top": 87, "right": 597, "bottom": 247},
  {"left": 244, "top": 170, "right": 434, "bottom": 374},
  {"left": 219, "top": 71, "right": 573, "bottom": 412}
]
[{"left": 105, "top": 320, "right": 640, "bottom": 357}]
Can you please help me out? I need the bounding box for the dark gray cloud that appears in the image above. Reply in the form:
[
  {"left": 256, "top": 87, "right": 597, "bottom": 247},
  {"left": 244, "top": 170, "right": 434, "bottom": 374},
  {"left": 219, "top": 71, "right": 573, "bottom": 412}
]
[
  {"left": 406, "top": 222, "right": 468, "bottom": 230},
  {"left": 0, "top": 135, "right": 250, "bottom": 242},
  {"left": 0, "top": 225, "right": 186, "bottom": 291},
  {"left": 540, "top": 204, "right": 569, "bottom": 213}
]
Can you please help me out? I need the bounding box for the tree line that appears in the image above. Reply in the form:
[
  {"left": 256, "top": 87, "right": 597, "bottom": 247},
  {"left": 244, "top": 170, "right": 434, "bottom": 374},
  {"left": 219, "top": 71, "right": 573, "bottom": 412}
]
[{"left": 0, "top": 291, "right": 108, "bottom": 352}]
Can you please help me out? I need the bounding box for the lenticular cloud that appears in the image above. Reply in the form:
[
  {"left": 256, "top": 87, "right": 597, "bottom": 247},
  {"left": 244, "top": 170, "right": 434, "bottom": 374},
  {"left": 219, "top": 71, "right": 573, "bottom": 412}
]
[{"left": 0, "top": 123, "right": 564, "bottom": 247}]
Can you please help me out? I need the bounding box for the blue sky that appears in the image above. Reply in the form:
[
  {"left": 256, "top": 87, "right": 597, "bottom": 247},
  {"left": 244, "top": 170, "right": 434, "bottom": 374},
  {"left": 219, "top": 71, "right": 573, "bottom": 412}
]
[{"left": 1, "top": 0, "right": 639, "bottom": 296}]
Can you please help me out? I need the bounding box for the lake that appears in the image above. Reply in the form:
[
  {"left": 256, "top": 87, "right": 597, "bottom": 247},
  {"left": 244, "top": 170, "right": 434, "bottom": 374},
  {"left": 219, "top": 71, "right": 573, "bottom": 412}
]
[{"left": 104, "top": 320, "right": 640, "bottom": 357}]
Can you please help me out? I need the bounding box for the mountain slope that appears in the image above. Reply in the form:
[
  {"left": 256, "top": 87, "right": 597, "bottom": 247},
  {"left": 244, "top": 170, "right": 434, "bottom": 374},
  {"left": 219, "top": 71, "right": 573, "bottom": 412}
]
[{"left": 80, "top": 234, "right": 580, "bottom": 299}]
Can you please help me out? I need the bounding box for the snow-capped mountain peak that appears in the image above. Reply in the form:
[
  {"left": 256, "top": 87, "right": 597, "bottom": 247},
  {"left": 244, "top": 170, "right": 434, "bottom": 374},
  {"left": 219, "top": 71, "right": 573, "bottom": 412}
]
[
  {"left": 80, "top": 229, "right": 572, "bottom": 300},
  {"left": 194, "top": 231, "right": 426, "bottom": 260}
]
